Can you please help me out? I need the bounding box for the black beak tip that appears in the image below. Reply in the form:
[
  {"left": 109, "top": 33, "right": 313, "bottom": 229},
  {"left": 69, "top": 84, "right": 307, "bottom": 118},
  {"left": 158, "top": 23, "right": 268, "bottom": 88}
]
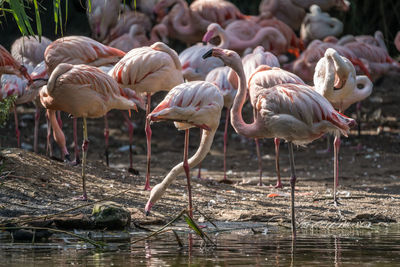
[
  {"left": 145, "top": 211, "right": 150, "bottom": 216},
  {"left": 202, "top": 41, "right": 207, "bottom": 46},
  {"left": 202, "top": 49, "right": 213, "bottom": 59}
]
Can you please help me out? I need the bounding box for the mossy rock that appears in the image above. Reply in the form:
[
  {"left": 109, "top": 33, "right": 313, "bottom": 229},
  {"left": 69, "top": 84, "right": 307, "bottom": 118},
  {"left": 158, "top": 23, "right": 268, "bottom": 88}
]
[{"left": 91, "top": 201, "right": 131, "bottom": 230}]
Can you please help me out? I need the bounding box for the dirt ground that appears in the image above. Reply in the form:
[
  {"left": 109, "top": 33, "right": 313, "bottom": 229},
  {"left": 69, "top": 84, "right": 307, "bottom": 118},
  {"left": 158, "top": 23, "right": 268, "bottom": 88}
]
[{"left": 0, "top": 72, "right": 399, "bottom": 230}]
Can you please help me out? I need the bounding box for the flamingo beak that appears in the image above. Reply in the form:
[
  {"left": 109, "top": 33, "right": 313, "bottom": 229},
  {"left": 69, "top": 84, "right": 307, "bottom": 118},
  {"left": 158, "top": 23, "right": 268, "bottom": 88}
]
[
  {"left": 202, "top": 49, "right": 213, "bottom": 59},
  {"left": 202, "top": 30, "right": 215, "bottom": 45},
  {"left": 145, "top": 201, "right": 154, "bottom": 216}
]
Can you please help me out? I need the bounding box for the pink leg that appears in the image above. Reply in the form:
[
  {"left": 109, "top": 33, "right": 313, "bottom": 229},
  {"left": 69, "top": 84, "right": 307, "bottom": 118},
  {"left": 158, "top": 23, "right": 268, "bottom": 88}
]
[
  {"left": 13, "top": 106, "right": 20, "bottom": 148},
  {"left": 223, "top": 108, "right": 230, "bottom": 181},
  {"left": 183, "top": 129, "right": 193, "bottom": 218},
  {"left": 274, "top": 138, "right": 283, "bottom": 188},
  {"left": 104, "top": 113, "right": 109, "bottom": 167},
  {"left": 33, "top": 107, "right": 40, "bottom": 153},
  {"left": 46, "top": 111, "right": 53, "bottom": 157},
  {"left": 333, "top": 135, "right": 341, "bottom": 206},
  {"left": 122, "top": 111, "right": 136, "bottom": 173},
  {"left": 255, "top": 138, "right": 263, "bottom": 186},
  {"left": 73, "top": 118, "right": 80, "bottom": 165},
  {"left": 56, "top": 111, "right": 62, "bottom": 128},
  {"left": 144, "top": 93, "right": 152, "bottom": 191},
  {"left": 197, "top": 128, "right": 202, "bottom": 179},
  {"left": 48, "top": 110, "right": 70, "bottom": 161}
]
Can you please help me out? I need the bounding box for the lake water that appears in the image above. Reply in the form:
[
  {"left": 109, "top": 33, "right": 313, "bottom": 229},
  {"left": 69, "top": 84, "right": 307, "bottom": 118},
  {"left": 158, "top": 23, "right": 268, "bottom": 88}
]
[{"left": 1, "top": 222, "right": 400, "bottom": 266}]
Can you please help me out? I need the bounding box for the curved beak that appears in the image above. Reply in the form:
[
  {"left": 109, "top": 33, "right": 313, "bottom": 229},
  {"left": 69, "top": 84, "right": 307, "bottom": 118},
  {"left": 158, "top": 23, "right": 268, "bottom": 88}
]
[
  {"left": 202, "top": 49, "right": 213, "bottom": 59},
  {"left": 202, "top": 30, "right": 215, "bottom": 45}
]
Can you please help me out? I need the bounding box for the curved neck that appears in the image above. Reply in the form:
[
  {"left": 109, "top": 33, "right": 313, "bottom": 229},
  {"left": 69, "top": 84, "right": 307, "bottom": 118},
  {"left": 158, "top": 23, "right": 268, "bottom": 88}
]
[
  {"left": 353, "top": 75, "right": 373, "bottom": 102},
  {"left": 172, "top": 0, "right": 194, "bottom": 35},
  {"left": 216, "top": 27, "right": 230, "bottom": 49},
  {"left": 230, "top": 61, "right": 262, "bottom": 138},
  {"left": 161, "top": 128, "right": 216, "bottom": 189},
  {"left": 374, "top": 31, "right": 388, "bottom": 51},
  {"left": 231, "top": 27, "right": 283, "bottom": 52}
]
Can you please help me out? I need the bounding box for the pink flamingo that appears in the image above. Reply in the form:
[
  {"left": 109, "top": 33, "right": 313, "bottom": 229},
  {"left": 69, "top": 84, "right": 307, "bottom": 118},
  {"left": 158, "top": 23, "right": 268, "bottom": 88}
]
[
  {"left": 202, "top": 22, "right": 287, "bottom": 56},
  {"left": 108, "top": 24, "right": 169, "bottom": 53},
  {"left": 110, "top": 42, "right": 184, "bottom": 190},
  {"left": 11, "top": 35, "right": 52, "bottom": 68},
  {"left": 300, "top": 5, "right": 343, "bottom": 45},
  {"left": 0, "top": 45, "right": 31, "bottom": 81},
  {"left": 259, "top": 0, "right": 349, "bottom": 31},
  {"left": 86, "top": 0, "right": 121, "bottom": 42},
  {"left": 314, "top": 48, "right": 373, "bottom": 204},
  {"left": 204, "top": 47, "right": 355, "bottom": 237},
  {"left": 145, "top": 80, "right": 224, "bottom": 217},
  {"left": 105, "top": 11, "right": 152, "bottom": 44},
  {"left": 205, "top": 66, "right": 236, "bottom": 181},
  {"left": 154, "top": 0, "right": 245, "bottom": 45},
  {"left": 39, "top": 63, "right": 138, "bottom": 200},
  {"left": 44, "top": 35, "right": 126, "bottom": 162},
  {"left": 241, "top": 46, "right": 301, "bottom": 187}
]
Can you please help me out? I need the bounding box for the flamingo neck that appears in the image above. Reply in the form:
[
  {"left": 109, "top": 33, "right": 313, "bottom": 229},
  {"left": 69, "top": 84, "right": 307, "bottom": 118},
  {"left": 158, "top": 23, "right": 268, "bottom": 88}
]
[
  {"left": 172, "top": 0, "right": 194, "bottom": 36},
  {"left": 216, "top": 27, "right": 230, "bottom": 49},
  {"left": 230, "top": 61, "right": 261, "bottom": 138},
  {"left": 148, "top": 128, "right": 216, "bottom": 206},
  {"left": 231, "top": 27, "right": 282, "bottom": 52}
]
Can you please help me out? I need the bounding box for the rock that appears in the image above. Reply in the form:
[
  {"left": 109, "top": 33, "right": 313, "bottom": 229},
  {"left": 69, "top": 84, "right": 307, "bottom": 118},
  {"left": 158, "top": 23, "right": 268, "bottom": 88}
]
[{"left": 91, "top": 201, "right": 131, "bottom": 230}]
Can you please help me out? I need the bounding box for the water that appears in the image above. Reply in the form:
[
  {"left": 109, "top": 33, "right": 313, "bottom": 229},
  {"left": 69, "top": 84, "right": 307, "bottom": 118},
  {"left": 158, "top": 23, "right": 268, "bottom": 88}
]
[{"left": 1, "top": 223, "right": 400, "bottom": 266}]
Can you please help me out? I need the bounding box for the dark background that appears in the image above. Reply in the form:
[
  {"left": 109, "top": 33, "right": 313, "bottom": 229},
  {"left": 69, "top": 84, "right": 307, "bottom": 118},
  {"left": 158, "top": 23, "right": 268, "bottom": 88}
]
[{"left": 0, "top": 0, "right": 399, "bottom": 54}]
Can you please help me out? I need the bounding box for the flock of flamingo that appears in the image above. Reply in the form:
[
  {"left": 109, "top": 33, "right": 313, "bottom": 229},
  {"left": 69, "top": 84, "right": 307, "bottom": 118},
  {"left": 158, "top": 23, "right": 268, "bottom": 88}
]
[{"left": 1, "top": 0, "right": 399, "bottom": 238}]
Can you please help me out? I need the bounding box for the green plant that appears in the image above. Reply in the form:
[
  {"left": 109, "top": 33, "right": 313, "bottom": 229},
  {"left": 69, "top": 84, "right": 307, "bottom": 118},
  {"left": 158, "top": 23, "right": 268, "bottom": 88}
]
[{"left": 0, "top": 95, "right": 17, "bottom": 128}]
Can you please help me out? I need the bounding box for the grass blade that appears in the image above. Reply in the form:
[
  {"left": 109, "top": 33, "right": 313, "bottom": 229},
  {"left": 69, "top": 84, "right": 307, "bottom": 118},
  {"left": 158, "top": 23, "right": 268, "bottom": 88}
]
[{"left": 33, "top": 0, "right": 41, "bottom": 41}]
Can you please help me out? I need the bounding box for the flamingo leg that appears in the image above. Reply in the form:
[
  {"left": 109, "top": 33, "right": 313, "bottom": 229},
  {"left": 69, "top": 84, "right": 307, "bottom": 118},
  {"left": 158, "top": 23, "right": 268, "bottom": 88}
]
[
  {"left": 333, "top": 135, "right": 341, "bottom": 206},
  {"left": 33, "top": 107, "right": 40, "bottom": 153},
  {"left": 183, "top": 129, "right": 193, "bottom": 218},
  {"left": 56, "top": 111, "right": 63, "bottom": 128},
  {"left": 223, "top": 108, "right": 230, "bottom": 181},
  {"left": 80, "top": 117, "right": 89, "bottom": 201},
  {"left": 144, "top": 93, "right": 152, "bottom": 191},
  {"left": 274, "top": 138, "right": 282, "bottom": 188},
  {"left": 288, "top": 141, "right": 296, "bottom": 239},
  {"left": 13, "top": 106, "right": 20, "bottom": 148},
  {"left": 73, "top": 118, "right": 80, "bottom": 165},
  {"left": 122, "top": 111, "right": 136, "bottom": 173},
  {"left": 255, "top": 138, "right": 263, "bottom": 186},
  {"left": 104, "top": 113, "right": 109, "bottom": 167},
  {"left": 46, "top": 111, "right": 53, "bottom": 157},
  {"left": 356, "top": 101, "right": 361, "bottom": 136},
  {"left": 197, "top": 128, "right": 202, "bottom": 179}
]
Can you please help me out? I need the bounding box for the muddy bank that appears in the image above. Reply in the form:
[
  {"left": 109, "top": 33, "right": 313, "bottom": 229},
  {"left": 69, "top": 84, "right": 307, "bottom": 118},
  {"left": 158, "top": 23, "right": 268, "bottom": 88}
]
[{"left": 0, "top": 73, "right": 399, "bottom": 230}]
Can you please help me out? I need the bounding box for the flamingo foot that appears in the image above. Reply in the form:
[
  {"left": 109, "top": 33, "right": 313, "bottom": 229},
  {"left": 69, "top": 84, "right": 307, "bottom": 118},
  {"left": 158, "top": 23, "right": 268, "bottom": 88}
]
[
  {"left": 144, "top": 182, "right": 152, "bottom": 191},
  {"left": 73, "top": 194, "right": 88, "bottom": 201},
  {"left": 273, "top": 180, "right": 283, "bottom": 188},
  {"left": 218, "top": 178, "right": 234, "bottom": 184}
]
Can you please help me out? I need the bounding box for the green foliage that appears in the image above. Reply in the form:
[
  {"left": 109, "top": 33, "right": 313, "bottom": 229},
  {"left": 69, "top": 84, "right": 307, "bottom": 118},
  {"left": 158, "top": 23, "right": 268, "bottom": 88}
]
[{"left": 0, "top": 95, "right": 17, "bottom": 128}]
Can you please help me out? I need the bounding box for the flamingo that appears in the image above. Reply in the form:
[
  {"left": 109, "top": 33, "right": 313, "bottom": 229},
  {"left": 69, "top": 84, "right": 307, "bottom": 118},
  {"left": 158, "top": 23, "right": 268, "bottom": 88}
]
[
  {"left": 205, "top": 66, "right": 236, "bottom": 181},
  {"left": 86, "top": 0, "right": 121, "bottom": 42},
  {"left": 314, "top": 48, "right": 373, "bottom": 204},
  {"left": 179, "top": 26, "right": 229, "bottom": 82},
  {"left": 153, "top": 0, "right": 245, "bottom": 45},
  {"left": 300, "top": 5, "right": 343, "bottom": 45},
  {"left": 110, "top": 42, "right": 184, "bottom": 190},
  {"left": 108, "top": 24, "right": 169, "bottom": 53},
  {"left": 105, "top": 10, "right": 153, "bottom": 44},
  {"left": 144, "top": 80, "right": 224, "bottom": 217},
  {"left": 11, "top": 35, "right": 52, "bottom": 68},
  {"left": 39, "top": 63, "right": 138, "bottom": 200},
  {"left": 44, "top": 35, "right": 126, "bottom": 163},
  {"left": 0, "top": 45, "right": 31, "bottom": 81},
  {"left": 259, "top": 0, "right": 349, "bottom": 31},
  {"left": 204, "top": 47, "right": 355, "bottom": 238},
  {"left": 202, "top": 22, "right": 287, "bottom": 56},
  {"left": 241, "top": 46, "right": 301, "bottom": 187}
]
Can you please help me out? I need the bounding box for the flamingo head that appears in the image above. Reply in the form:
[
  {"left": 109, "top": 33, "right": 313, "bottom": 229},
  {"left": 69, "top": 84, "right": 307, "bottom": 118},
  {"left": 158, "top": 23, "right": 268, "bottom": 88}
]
[
  {"left": 19, "top": 65, "right": 33, "bottom": 84},
  {"left": 203, "top": 48, "right": 242, "bottom": 73},
  {"left": 202, "top": 23, "right": 221, "bottom": 45},
  {"left": 144, "top": 183, "right": 166, "bottom": 216}
]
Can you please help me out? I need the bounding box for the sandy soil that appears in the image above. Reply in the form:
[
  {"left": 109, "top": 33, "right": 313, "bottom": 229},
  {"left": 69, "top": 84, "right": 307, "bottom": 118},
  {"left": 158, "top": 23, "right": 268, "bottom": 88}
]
[{"left": 0, "top": 72, "right": 399, "bottom": 230}]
